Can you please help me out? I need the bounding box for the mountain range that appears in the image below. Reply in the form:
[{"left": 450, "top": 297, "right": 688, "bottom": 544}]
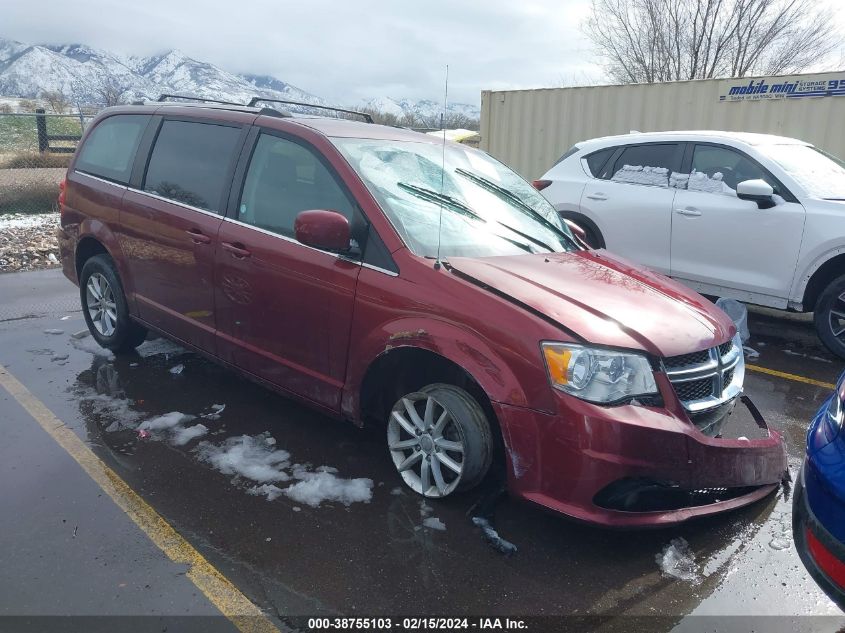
[{"left": 0, "top": 37, "right": 480, "bottom": 122}]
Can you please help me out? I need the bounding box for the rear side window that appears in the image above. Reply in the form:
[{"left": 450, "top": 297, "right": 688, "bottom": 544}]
[
  {"left": 584, "top": 147, "right": 615, "bottom": 177},
  {"left": 76, "top": 115, "right": 150, "bottom": 184},
  {"left": 607, "top": 143, "right": 681, "bottom": 186},
  {"left": 237, "top": 133, "right": 357, "bottom": 240},
  {"left": 144, "top": 120, "right": 241, "bottom": 212}
]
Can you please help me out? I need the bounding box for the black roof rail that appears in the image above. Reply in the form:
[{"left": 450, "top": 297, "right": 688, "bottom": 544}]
[
  {"left": 247, "top": 97, "right": 374, "bottom": 123},
  {"left": 157, "top": 94, "right": 244, "bottom": 106}
]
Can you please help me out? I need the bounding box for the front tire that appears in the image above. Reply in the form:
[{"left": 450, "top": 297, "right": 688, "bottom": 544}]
[
  {"left": 814, "top": 274, "right": 845, "bottom": 360},
  {"left": 79, "top": 254, "right": 147, "bottom": 353},
  {"left": 387, "top": 383, "right": 493, "bottom": 499}
]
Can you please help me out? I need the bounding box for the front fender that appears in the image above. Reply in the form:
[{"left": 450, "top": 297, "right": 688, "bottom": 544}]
[{"left": 341, "top": 316, "right": 542, "bottom": 422}]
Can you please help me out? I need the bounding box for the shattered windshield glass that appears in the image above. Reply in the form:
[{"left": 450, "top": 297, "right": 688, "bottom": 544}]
[
  {"left": 760, "top": 144, "right": 845, "bottom": 200},
  {"left": 332, "top": 138, "right": 575, "bottom": 258}
]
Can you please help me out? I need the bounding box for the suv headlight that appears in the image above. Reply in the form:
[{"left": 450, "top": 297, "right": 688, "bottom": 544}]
[{"left": 541, "top": 342, "right": 658, "bottom": 404}]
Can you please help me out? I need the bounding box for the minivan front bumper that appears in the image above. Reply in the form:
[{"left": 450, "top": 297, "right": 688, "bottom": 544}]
[{"left": 495, "top": 379, "right": 787, "bottom": 528}]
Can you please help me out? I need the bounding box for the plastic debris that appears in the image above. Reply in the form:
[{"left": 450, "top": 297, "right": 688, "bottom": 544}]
[
  {"left": 471, "top": 516, "right": 518, "bottom": 556},
  {"left": 71, "top": 330, "right": 90, "bottom": 339},
  {"left": 43, "top": 329, "right": 64, "bottom": 335},
  {"left": 715, "top": 298, "right": 749, "bottom": 343},
  {"left": 656, "top": 537, "right": 701, "bottom": 583},
  {"left": 137, "top": 429, "right": 151, "bottom": 439},
  {"left": 423, "top": 517, "right": 446, "bottom": 531},
  {"left": 169, "top": 363, "right": 184, "bottom": 375}
]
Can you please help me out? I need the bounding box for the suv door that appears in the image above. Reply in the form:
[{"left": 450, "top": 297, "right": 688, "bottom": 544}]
[
  {"left": 579, "top": 142, "right": 683, "bottom": 273},
  {"left": 120, "top": 117, "right": 246, "bottom": 352},
  {"left": 215, "top": 128, "right": 363, "bottom": 410},
  {"left": 670, "top": 143, "right": 806, "bottom": 303}
]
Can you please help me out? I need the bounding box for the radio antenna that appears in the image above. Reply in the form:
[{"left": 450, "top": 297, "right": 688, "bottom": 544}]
[{"left": 434, "top": 64, "right": 448, "bottom": 270}]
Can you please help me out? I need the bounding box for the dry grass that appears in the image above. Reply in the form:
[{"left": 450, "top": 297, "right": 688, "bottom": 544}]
[{"left": 0, "top": 152, "right": 72, "bottom": 169}]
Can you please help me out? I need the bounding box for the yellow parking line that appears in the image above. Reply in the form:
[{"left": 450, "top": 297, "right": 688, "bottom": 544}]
[
  {"left": 0, "top": 363, "right": 281, "bottom": 633},
  {"left": 746, "top": 364, "right": 836, "bottom": 390}
]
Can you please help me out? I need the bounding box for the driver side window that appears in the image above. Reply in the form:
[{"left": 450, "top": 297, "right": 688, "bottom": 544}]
[{"left": 688, "top": 145, "right": 780, "bottom": 195}]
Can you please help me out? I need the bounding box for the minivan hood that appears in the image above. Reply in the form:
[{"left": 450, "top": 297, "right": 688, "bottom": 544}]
[{"left": 448, "top": 250, "right": 735, "bottom": 358}]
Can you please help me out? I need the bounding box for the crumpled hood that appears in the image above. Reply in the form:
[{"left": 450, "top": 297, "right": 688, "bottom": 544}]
[{"left": 448, "top": 249, "right": 735, "bottom": 358}]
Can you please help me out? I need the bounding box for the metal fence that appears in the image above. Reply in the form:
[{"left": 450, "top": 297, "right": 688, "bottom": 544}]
[{"left": 0, "top": 110, "right": 93, "bottom": 215}]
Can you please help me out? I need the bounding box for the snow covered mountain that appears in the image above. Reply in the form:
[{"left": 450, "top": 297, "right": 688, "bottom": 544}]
[
  {"left": 0, "top": 37, "right": 323, "bottom": 108},
  {"left": 0, "top": 37, "right": 480, "bottom": 122}
]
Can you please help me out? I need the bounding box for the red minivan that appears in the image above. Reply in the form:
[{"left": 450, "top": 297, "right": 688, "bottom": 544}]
[{"left": 58, "top": 100, "right": 787, "bottom": 527}]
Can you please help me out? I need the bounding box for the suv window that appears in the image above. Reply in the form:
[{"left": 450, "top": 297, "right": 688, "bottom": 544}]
[
  {"left": 584, "top": 147, "right": 615, "bottom": 177},
  {"left": 606, "top": 143, "right": 681, "bottom": 186},
  {"left": 689, "top": 145, "right": 780, "bottom": 193},
  {"left": 76, "top": 115, "right": 150, "bottom": 184},
  {"left": 553, "top": 145, "right": 580, "bottom": 166},
  {"left": 238, "top": 133, "right": 357, "bottom": 241},
  {"left": 144, "top": 120, "right": 241, "bottom": 212}
]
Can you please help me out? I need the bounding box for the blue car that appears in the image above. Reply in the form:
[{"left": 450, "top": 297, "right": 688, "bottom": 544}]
[{"left": 793, "top": 370, "right": 845, "bottom": 611}]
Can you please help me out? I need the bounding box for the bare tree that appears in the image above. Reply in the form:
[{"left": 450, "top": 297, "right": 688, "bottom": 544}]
[
  {"left": 584, "top": 0, "right": 843, "bottom": 83},
  {"left": 41, "top": 90, "right": 70, "bottom": 114},
  {"left": 71, "top": 73, "right": 131, "bottom": 108}
]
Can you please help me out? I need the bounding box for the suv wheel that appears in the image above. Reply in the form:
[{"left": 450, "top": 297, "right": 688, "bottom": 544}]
[
  {"left": 814, "top": 274, "right": 845, "bottom": 360},
  {"left": 79, "top": 255, "right": 148, "bottom": 353},
  {"left": 387, "top": 383, "right": 492, "bottom": 498}
]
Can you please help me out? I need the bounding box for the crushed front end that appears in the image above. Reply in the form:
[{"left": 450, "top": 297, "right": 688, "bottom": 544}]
[{"left": 496, "top": 335, "right": 788, "bottom": 527}]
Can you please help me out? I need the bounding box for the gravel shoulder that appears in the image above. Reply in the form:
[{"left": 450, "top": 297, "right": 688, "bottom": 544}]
[{"left": 0, "top": 212, "right": 61, "bottom": 273}]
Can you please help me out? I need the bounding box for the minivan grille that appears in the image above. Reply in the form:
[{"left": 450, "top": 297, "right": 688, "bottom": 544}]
[{"left": 663, "top": 339, "right": 744, "bottom": 433}]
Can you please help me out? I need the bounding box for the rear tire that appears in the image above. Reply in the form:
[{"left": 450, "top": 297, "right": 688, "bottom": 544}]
[
  {"left": 79, "top": 254, "right": 147, "bottom": 353},
  {"left": 387, "top": 383, "right": 493, "bottom": 498},
  {"left": 813, "top": 274, "right": 845, "bottom": 360}
]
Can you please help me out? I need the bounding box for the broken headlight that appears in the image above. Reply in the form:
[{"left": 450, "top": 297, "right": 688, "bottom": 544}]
[{"left": 541, "top": 342, "right": 658, "bottom": 404}]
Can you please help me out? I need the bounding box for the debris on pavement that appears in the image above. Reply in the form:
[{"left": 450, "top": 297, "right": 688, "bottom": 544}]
[
  {"left": 71, "top": 330, "right": 90, "bottom": 339},
  {"left": 423, "top": 517, "right": 446, "bottom": 531},
  {"left": 716, "top": 298, "right": 749, "bottom": 342},
  {"left": 471, "top": 517, "right": 517, "bottom": 555},
  {"left": 656, "top": 537, "right": 701, "bottom": 583},
  {"left": 43, "top": 328, "right": 63, "bottom": 335},
  {"left": 0, "top": 212, "right": 61, "bottom": 273},
  {"left": 169, "top": 363, "right": 185, "bottom": 375}
]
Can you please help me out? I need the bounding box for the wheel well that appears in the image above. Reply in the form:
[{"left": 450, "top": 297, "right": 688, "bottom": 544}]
[
  {"left": 558, "top": 210, "right": 605, "bottom": 248},
  {"left": 802, "top": 253, "right": 845, "bottom": 311},
  {"left": 359, "top": 347, "right": 505, "bottom": 473},
  {"left": 75, "top": 237, "right": 108, "bottom": 278}
]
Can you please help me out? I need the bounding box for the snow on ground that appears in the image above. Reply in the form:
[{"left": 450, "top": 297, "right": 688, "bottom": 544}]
[
  {"left": 195, "top": 433, "right": 372, "bottom": 507},
  {"left": 0, "top": 212, "right": 57, "bottom": 230},
  {"left": 611, "top": 165, "right": 669, "bottom": 187},
  {"left": 423, "top": 517, "right": 446, "bottom": 531},
  {"left": 656, "top": 537, "right": 701, "bottom": 583},
  {"left": 138, "top": 411, "right": 208, "bottom": 446},
  {"left": 135, "top": 337, "right": 187, "bottom": 358}
]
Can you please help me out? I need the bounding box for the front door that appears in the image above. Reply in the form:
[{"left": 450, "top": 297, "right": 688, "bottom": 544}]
[
  {"left": 669, "top": 143, "right": 806, "bottom": 302},
  {"left": 215, "top": 130, "right": 363, "bottom": 410},
  {"left": 120, "top": 118, "right": 245, "bottom": 351}
]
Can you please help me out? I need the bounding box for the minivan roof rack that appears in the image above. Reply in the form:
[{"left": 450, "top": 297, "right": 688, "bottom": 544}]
[
  {"left": 247, "top": 97, "right": 374, "bottom": 124},
  {"left": 157, "top": 94, "right": 243, "bottom": 106}
]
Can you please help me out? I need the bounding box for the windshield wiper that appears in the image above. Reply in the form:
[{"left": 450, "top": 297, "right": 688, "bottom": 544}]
[
  {"left": 823, "top": 198, "right": 845, "bottom": 201},
  {"left": 397, "top": 181, "right": 538, "bottom": 254},
  {"left": 454, "top": 168, "right": 581, "bottom": 251},
  {"left": 397, "top": 182, "right": 483, "bottom": 221}
]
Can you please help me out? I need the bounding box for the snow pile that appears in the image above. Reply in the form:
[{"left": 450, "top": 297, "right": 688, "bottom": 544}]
[
  {"left": 670, "top": 172, "right": 690, "bottom": 189},
  {"left": 611, "top": 165, "right": 669, "bottom": 187},
  {"left": 0, "top": 213, "right": 58, "bottom": 231},
  {"left": 687, "top": 170, "right": 735, "bottom": 195},
  {"left": 80, "top": 392, "right": 146, "bottom": 427},
  {"left": 656, "top": 537, "right": 701, "bottom": 583},
  {"left": 138, "top": 411, "right": 208, "bottom": 446},
  {"left": 195, "top": 433, "right": 373, "bottom": 507}
]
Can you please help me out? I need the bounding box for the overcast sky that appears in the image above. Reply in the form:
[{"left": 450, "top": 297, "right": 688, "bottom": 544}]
[{"left": 2, "top": 0, "right": 600, "bottom": 105}]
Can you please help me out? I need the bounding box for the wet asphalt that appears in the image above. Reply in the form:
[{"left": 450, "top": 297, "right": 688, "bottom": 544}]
[{"left": 1, "top": 269, "right": 844, "bottom": 632}]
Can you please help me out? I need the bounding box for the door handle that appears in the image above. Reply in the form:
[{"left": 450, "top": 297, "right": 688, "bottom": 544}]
[
  {"left": 221, "top": 241, "right": 252, "bottom": 259},
  {"left": 674, "top": 207, "right": 702, "bottom": 217},
  {"left": 185, "top": 229, "right": 212, "bottom": 244},
  {"left": 586, "top": 193, "right": 607, "bottom": 201}
]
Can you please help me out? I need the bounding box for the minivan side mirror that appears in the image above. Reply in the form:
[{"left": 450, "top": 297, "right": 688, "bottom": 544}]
[
  {"left": 294, "top": 210, "right": 351, "bottom": 252},
  {"left": 736, "top": 179, "right": 776, "bottom": 209}
]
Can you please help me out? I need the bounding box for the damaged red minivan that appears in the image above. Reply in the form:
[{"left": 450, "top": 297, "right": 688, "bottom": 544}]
[{"left": 58, "top": 100, "right": 787, "bottom": 527}]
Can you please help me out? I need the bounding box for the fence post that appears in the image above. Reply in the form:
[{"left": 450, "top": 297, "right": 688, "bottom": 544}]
[{"left": 35, "top": 108, "right": 49, "bottom": 153}]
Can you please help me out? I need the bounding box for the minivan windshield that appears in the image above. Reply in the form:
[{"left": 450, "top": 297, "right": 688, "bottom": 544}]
[
  {"left": 333, "top": 138, "right": 576, "bottom": 258},
  {"left": 758, "top": 144, "right": 845, "bottom": 200}
]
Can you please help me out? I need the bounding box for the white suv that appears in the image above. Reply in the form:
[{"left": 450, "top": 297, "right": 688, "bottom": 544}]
[{"left": 536, "top": 131, "right": 845, "bottom": 358}]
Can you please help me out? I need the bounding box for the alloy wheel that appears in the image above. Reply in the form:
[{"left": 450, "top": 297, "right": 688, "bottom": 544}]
[
  {"left": 829, "top": 290, "right": 845, "bottom": 343},
  {"left": 85, "top": 273, "right": 118, "bottom": 337},
  {"left": 388, "top": 392, "right": 466, "bottom": 498}
]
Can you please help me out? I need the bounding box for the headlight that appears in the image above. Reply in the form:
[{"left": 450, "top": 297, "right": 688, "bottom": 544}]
[{"left": 541, "top": 342, "right": 658, "bottom": 404}]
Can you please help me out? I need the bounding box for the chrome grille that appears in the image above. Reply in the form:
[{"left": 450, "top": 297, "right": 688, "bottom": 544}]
[{"left": 663, "top": 339, "right": 744, "bottom": 415}]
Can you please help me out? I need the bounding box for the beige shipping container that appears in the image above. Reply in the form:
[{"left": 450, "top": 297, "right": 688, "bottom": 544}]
[{"left": 480, "top": 71, "right": 845, "bottom": 179}]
